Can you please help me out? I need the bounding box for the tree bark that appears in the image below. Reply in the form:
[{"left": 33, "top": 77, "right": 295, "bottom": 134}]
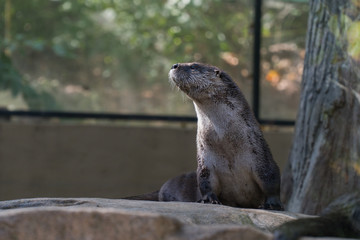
[{"left": 282, "top": 0, "right": 360, "bottom": 215}]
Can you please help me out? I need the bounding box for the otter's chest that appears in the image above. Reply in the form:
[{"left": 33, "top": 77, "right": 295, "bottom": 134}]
[{"left": 198, "top": 126, "right": 255, "bottom": 164}]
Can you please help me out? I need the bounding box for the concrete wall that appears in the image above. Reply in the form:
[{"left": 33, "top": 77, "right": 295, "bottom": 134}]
[{"left": 0, "top": 122, "right": 293, "bottom": 201}]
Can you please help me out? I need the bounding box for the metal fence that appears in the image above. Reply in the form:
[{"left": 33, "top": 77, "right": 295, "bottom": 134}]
[{"left": 0, "top": 0, "right": 296, "bottom": 126}]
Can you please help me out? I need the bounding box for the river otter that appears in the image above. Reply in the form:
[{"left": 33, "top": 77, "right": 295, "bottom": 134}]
[
  {"left": 164, "top": 62, "right": 283, "bottom": 210},
  {"left": 125, "top": 62, "right": 283, "bottom": 210}
]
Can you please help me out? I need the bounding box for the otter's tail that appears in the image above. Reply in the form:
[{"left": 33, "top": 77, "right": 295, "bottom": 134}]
[{"left": 122, "top": 190, "right": 159, "bottom": 201}]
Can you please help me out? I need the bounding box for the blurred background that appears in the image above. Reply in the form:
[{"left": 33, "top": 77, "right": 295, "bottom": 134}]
[{"left": 0, "top": 0, "right": 308, "bottom": 200}]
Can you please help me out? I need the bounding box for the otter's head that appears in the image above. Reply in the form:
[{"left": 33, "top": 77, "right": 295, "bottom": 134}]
[{"left": 168, "top": 62, "right": 238, "bottom": 102}]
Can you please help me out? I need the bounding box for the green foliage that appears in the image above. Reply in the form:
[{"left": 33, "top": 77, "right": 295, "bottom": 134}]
[
  {"left": 0, "top": 52, "right": 59, "bottom": 110},
  {"left": 0, "top": 0, "right": 308, "bottom": 115},
  {"left": 0, "top": 52, "right": 22, "bottom": 96}
]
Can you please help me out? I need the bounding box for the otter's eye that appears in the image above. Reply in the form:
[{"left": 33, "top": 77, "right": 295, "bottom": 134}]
[
  {"left": 215, "top": 70, "right": 221, "bottom": 77},
  {"left": 190, "top": 64, "right": 199, "bottom": 70}
]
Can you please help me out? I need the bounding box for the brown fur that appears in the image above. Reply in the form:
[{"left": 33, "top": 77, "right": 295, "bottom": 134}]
[
  {"left": 167, "top": 62, "right": 283, "bottom": 210},
  {"left": 124, "top": 63, "right": 283, "bottom": 210}
]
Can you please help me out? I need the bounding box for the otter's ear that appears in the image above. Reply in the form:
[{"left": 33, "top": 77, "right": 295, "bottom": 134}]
[{"left": 215, "top": 70, "right": 221, "bottom": 78}]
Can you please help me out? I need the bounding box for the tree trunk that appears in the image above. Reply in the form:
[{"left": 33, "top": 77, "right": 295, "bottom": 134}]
[{"left": 282, "top": 0, "right": 360, "bottom": 215}]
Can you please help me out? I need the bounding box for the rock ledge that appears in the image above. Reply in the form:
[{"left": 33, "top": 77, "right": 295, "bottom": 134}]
[{"left": 0, "top": 198, "right": 351, "bottom": 240}]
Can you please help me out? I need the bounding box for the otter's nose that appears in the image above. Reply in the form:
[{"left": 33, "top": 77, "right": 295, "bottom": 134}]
[{"left": 171, "top": 63, "right": 179, "bottom": 69}]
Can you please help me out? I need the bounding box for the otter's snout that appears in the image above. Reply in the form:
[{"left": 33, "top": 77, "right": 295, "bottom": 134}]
[{"left": 171, "top": 63, "right": 179, "bottom": 69}]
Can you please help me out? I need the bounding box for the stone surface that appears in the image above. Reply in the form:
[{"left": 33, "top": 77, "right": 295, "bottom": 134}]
[
  {"left": 0, "top": 198, "right": 302, "bottom": 229},
  {"left": 0, "top": 198, "right": 353, "bottom": 240}
]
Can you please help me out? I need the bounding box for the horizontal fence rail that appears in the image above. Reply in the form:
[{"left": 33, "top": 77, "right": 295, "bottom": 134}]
[
  {"left": 0, "top": 110, "right": 295, "bottom": 126},
  {"left": 0, "top": 110, "right": 197, "bottom": 122}
]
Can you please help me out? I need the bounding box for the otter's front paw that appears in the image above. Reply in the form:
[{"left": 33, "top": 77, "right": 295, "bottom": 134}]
[
  {"left": 198, "top": 193, "right": 221, "bottom": 205},
  {"left": 262, "top": 196, "right": 284, "bottom": 211}
]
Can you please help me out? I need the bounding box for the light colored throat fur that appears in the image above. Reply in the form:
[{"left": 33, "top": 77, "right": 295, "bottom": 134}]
[{"left": 194, "top": 101, "right": 243, "bottom": 139}]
